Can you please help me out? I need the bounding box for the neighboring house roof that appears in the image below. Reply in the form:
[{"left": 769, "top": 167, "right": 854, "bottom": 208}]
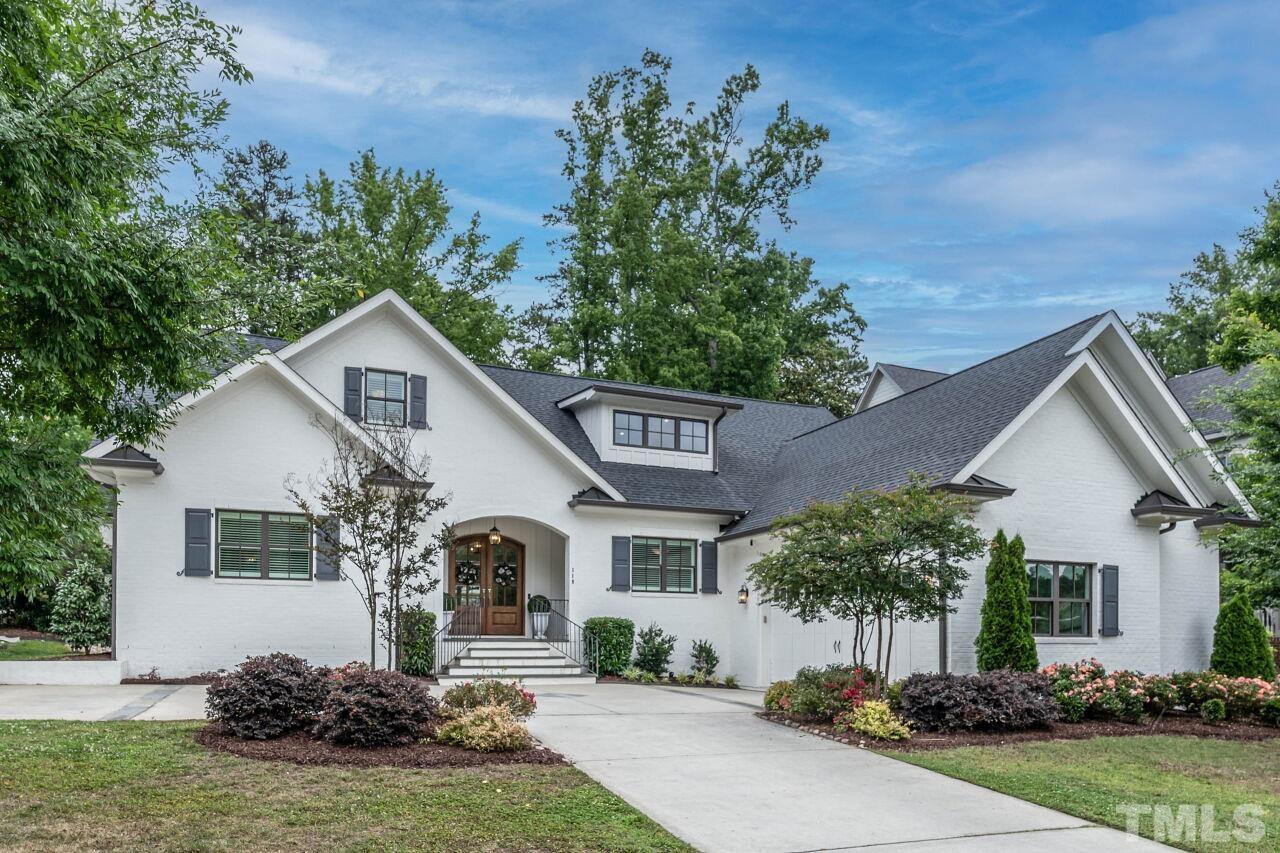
[
  {"left": 879, "top": 364, "right": 949, "bottom": 394},
  {"left": 721, "top": 315, "right": 1105, "bottom": 538},
  {"left": 1165, "top": 364, "right": 1252, "bottom": 431},
  {"left": 480, "top": 365, "right": 836, "bottom": 513}
]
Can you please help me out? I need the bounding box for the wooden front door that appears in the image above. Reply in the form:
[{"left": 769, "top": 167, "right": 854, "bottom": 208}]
[{"left": 449, "top": 535, "right": 524, "bottom": 635}]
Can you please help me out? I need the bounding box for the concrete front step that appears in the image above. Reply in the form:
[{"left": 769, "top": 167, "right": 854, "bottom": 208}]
[
  {"left": 436, "top": 673, "right": 598, "bottom": 687},
  {"left": 447, "top": 664, "right": 584, "bottom": 677},
  {"left": 461, "top": 648, "right": 561, "bottom": 659},
  {"left": 455, "top": 656, "right": 570, "bottom": 667}
]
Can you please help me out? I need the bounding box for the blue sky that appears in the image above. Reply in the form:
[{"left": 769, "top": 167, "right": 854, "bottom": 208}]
[{"left": 197, "top": 0, "right": 1280, "bottom": 373}]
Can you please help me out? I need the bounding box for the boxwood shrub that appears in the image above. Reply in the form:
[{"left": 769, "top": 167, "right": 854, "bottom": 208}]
[
  {"left": 398, "top": 606, "right": 437, "bottom": 676},
  {"left": 898, "top": 671, "right": 1059, "bottom": 732},
  {"left": 584, "top": 617, "right": 635, "bottom": 675},
  {"left": 205, "top": 653, "right": 330, "bottom": 740}
]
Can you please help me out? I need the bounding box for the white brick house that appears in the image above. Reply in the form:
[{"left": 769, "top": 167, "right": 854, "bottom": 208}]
[{"left": 84, "top": 291, "right": 1254, "bottom": 685}]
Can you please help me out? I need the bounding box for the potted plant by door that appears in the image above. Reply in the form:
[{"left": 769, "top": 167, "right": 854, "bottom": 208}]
[{"left": 527, "top": 595, "right": 551, "bottom": 640}]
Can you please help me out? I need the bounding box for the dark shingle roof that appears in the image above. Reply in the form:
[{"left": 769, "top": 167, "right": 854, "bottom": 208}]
[
  {"left": 479, "top": 366, "right": 836, "bottom": 512},
  {"left": 879, "top": 364, "right": 948, "bottom": 394},
  {"left": 722, "top": 315, "right": 1103, "bottom": 537},
  {"left": 1165, "top": 364, "right": 1251, "bottom": 429}
]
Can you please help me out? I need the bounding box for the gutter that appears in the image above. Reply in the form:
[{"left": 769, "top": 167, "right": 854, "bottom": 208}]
[{"left": 568, "top": 497, "right": 745, "bottom": 517}]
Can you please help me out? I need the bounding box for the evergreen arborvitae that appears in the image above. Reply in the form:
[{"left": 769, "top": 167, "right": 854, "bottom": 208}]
[
  {"left": 1210, "top": 594, "right": 1277, "bottom": 679},
  {"left": 974, "top": 530, "right": 1039, "bottom": 672}
]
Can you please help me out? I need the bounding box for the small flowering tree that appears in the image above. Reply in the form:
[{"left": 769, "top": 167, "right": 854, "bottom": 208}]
[{"left": 748, "top": 474, "right": 986, "bottom": 688}]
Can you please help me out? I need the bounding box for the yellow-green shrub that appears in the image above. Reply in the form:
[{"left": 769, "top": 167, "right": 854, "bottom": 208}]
[
  {"left": 835, "top": 700, "right": 911, "bottom": 741},
  {"left": 435, "top": 705, "right": 531, "bottom": 752}
]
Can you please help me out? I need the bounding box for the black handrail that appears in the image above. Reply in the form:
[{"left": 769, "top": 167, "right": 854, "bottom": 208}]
[
  {"left": 540, "top": 597, "right": 600, "bottom": 675},
  {"left": 431, "top": 586, "right": 488, "bottom": 674}
]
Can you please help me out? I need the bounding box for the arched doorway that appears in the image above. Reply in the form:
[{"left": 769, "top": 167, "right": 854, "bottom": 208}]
[{"left": 448, "top": 534, "right": 525, "bottom": 635}]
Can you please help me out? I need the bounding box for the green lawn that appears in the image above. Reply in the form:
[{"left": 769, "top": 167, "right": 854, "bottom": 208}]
[
  {"left": 888, "top": 735, "right": 1280, "bottom": 853},
  {"left": 0, "top": 639, "right": 69, "bottom": 661},
  {"left": 0, "top": 721, "right": 689, "bottom": 852}
]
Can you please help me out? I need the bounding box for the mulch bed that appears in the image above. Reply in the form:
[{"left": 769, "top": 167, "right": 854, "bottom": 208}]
[
  {"left": 598, "top": 675, "right": 739, "bottom": 690},
  {"left": 54, "top": 652, "right": 112, "bottom": 661},
  {"left": 195, "top": 724, "right": 567, "bottom": 769},
  {"left": 122, "top": 674, "right": 217, "bottom": 685},
  {"left": 758, "top": 711, "right": 1280, "bottom": 753}
]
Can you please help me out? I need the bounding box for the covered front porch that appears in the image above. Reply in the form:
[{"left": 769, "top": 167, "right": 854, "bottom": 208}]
[{"left": 444, "top": 516, "right": 570, "bottom": 639}]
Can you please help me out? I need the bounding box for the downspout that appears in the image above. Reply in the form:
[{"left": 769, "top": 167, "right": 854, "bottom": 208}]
[
  {"left": 712, "top": 407, "right": 729, "bottom": 473},
  {"left": 1159, "top": 521, "right": 1177, "bottom": 535},
  {"left": 110, "top": 485, "right": 118, "bottom": 662}
]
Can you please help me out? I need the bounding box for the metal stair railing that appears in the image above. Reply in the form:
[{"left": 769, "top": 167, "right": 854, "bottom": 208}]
[
  {"left": 431, "top": 587, "right": 487, "bottom": 675},
  {"left": 539, "top": 598, "right": 599, "bottom": 675}
]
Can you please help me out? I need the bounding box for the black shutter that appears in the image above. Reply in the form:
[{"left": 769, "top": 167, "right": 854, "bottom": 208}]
[
  {"left": 409, "top": 374, "right": 427, "bottom": 429},
  {"left": 184, "top": 509, "right": 212, "bottom": 576},
  {"left": 610, "top": 536, "right": 631, "bottom": 591},
  {"left": 315, "top": 516, "right": 341, "bottom": 580},
  {"left": 343, "top": 367, "right": 363, "bottom": 421},
  {"left": 1100, "top": 564, "right": 1119, "bottom": 637},
  {"left": 700, "top": 541, "right": 719, "bottom": 593}
]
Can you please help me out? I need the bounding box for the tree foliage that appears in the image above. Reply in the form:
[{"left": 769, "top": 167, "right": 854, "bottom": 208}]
[
  {"left": 286, "top": 419, "right": 450, "bottom": 669},
  {"left": 747, "top": 475, "right": 986, "bottom": 686},
  {"left": 1132, "top": 245, "right": 1241, "bottom": 377},
  {"left": 974, "top": 530, "right": 1038, "bottom": 672},
  {"left": 530, "top": 51, "right": 867, "bottom": 411}
]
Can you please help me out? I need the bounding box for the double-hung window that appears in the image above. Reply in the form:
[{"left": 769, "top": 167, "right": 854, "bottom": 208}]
[
  {"left": 1027, "top": 561, "right": 1092, "bottom": 636},
  {"left": 613, "top": 411, "right": 709, "bottom": 454},
  {"left": 365, "top": 369, "right": 407, "bottom": 426},
  {"left": 216, "top": 510, "right": 312, "bottom": 580},
  {"left": 631, "top": 537, "right": 696, "bottom": 593}
]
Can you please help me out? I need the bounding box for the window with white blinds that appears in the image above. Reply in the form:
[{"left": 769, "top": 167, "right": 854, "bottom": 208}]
[
  {"left": 216, "top": 510, "right": 312, "bottom": 580},
  {"left": 631, "top": 537, "right": 696, "bottom": 593}
]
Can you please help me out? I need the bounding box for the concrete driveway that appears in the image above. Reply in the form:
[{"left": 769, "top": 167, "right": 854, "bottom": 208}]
[
  {"left": 3, "top": 681, "right": 1165, "bottom": 851},
  {"left": 527, "top": 683, "right": 1164, "bottom": 853}
]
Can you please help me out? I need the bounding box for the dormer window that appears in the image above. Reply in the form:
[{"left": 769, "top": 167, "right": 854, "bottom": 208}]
[
  {"left": 613, "top": 410, "right": 708, "bottom": 454},
  {"left": 365, "top": 369, "right": 406, "bottom": 426}
]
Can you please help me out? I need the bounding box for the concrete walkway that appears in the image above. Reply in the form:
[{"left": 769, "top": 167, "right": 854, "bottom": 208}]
[
  {"left": 526, "top": 683, "right": 1165, "bottom": 853},
  {"left": 0, "top": 684, "right": 207, "bottom": 721},
  {"left": 1, "top": 682, "right": 1165, "bottom": 852}
]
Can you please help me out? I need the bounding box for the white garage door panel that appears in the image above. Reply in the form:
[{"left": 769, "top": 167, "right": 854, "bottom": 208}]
[{"left": 764, "top": 607, "right": 940, "bottom": 683}]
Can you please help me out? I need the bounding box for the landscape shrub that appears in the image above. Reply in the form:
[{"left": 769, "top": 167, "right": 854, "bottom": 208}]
[
  {"left": 638, "top": 670, "right": 658, "bottom": 684},
  {"left": 398, "top": 606, "right": 436, "bottom": 677},
  {"left": 48, "top": 561, "right": 110, "bottom": 654},
  {"left": 440, "top": 679, "right": 536, "bottom": 720},
  {"left": 205, "top": 653, "right": 330, "bottom": 740},
  {"left": 690, "top": 638, "right": 719, "bottom": 676},
  {"left": 1046, "top": 661, "right": 1179, "bottom": 722},
  {"left": 436, "top": 705, "right": 531, "bottom": 752},
  {"left": 1210, "top": 594, "right": 1277, "bottom": 679},
  {"left": 675, "top": 672, "right": 691, "bottom": 685},
  {"left": 634, "top": 623, "right": 677, "bottom": 675},
  {"left": 763, "top": 680, "right": 793, "bottom": 711},
  {"left": 1260, "top": 698, "right": 1280, "bottom": 727},
  {"left": 899, "top": 671, "right": 1058, "bottom": 732},
  {"left": 1170, "top": 670, "right": 1275, "bottom": 718},
  {"left": 583, "top": 617, "right": 635, "bottom": 675},
  {"left": 723, "top": 674, "right": 738, "bottom": 688},
  {"left": 313, "top": 668, "right": 438, "bottom": 747},
  {"left": 884, "top": 679, "right": 904, "bottom": 711},
  {"left": 620, "top": 665, "right": 643, "bottom": 681},
  {"left": 835, "top": 700, "right": 911, "bottom": 741},
  {"left": 974, "top": 531, "right": 1038, "bottom": 672},
  {"left": 690, "top": 671, "right": 708, "bottom": 686},
  {"left": 1223, "top": 677, "right": 1277, "bottom": 718},
  {"left": 789, "top": 665, "right": 872, "bottom": 720},
  {"left": 1201, "top": 697, "right": 1227, "bottom": 724},
  {"left": 1170, "top": 670, "right": 1228, "bottom": 712}
]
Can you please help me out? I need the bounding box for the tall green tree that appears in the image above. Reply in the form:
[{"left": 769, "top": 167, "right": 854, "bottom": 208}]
[
  {"left": 974, "top": 530, "right": 1038, "bottom": 672},
  {"left": 534, "top": 51, "right": 867, "bottom": 410},
  {"left": 1209, "top": 594, "right": 1276, "bottom": 679},
  {"left": 1209, "top": 184, "right": 1280, "bottom": 607},
  {"left": 203, "top": 139, "right": 311, "bottom": 337},
  {"left": 747, "top": 475, "right": 985, "bottom": 687},
  {"left": 295, "top": 150, "right": 519, "bottom": 363},
  {"left": 0, "top": 0, "right": 248, "bottom": 600},
  {"left": 1133, "top": 245, "right": 1241, "bottom": 377}
]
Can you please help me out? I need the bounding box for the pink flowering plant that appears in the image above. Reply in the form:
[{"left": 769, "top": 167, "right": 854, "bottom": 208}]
[{"left": 1044, "top": 659, "right": 1179, "bottom": 723}]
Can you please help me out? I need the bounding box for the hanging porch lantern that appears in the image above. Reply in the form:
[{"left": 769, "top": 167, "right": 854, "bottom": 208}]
[{"left": 488, "top": 520, "right": 502, "bottom": 545}]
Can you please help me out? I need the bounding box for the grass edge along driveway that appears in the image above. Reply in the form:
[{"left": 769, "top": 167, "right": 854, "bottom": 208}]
[
  {"left": 0, "top": 720, "right": 690, "bottom": 852},
  {"left": 885, "top": 734, "right": 1279, "bottom": 853},
  {"left": 0, "top": 639, "right": 70, "bottom": 661}
]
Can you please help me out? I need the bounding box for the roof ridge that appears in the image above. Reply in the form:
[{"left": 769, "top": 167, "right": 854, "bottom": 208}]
[
  {"left": 879, "top": 362, "right": 948, "bottom": 374},
  {"left": 1167, "top": 363, "right": 1232, "bottom": 381},
  {"left": 477, "top": 363, "right": 835, "bottom": 410},
  {"left": 784, "top": 313, "right": 1106, "bottom": 444}
]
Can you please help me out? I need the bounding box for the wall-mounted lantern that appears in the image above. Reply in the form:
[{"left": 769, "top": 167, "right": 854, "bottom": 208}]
[{"left": 737, "top": 584, "right": 749, "bottom": 604}]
